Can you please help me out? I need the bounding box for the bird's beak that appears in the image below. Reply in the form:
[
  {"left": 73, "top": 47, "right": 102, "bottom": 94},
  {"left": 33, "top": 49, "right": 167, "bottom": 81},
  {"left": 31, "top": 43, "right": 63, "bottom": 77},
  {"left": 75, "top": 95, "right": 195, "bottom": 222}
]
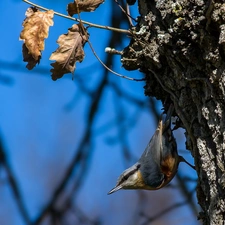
[{"left": 108, "top": 184, "right": 123, "bottom": 195}]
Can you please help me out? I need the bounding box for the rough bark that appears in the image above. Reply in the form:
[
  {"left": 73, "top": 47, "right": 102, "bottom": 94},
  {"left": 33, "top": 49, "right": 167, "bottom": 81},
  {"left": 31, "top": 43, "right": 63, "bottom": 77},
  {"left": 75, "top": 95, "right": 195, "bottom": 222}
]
[{"left": 121, "top": 0, "right": 225, "bottom": 224}]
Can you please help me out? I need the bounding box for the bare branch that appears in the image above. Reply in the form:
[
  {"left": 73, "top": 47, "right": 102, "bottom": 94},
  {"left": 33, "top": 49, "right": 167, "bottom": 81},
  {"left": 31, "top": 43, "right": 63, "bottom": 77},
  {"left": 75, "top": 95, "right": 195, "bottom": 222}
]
[
  {"left": 88, "top": 39, "right": 145, "bottom": 81},
  {"left": 23, "top": 0, "right": 131, "bottom": 35}
]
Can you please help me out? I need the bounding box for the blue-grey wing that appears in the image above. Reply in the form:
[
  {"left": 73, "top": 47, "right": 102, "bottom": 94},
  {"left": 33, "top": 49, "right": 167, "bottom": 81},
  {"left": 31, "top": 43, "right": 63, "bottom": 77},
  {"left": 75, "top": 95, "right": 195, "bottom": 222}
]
[
  {"left": 138, "top": 120, "right": 164, "bottom": 188},
  {"left": 139, "top": 120, "right": 163, "bottom": 166}
]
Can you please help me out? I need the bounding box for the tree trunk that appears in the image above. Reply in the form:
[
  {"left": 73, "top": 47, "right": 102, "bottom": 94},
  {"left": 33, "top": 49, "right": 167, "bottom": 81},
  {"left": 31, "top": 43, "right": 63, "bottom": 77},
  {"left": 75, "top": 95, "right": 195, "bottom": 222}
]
[{"left": 122, "top": 1, "right": 225, "bottom": 224}]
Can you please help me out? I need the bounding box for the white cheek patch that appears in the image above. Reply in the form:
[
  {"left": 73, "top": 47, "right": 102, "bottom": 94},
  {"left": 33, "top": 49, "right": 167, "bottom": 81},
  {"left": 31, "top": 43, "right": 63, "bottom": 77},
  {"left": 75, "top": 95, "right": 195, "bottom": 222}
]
[{"left": 130, "top": 172, "right": 138, "bottom": 182}]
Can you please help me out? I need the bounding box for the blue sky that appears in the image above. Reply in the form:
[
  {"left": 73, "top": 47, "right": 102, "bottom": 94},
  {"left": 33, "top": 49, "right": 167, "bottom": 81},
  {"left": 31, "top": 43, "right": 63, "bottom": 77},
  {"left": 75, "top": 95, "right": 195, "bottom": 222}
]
[{"left": 0, "top": 1, "right": 199, "bottom": 225}]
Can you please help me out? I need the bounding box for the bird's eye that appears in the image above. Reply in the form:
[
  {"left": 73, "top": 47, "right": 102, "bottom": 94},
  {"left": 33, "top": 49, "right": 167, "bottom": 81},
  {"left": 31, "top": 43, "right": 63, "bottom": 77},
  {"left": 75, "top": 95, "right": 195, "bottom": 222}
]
[
  {"left": 117, "top": 174, "right": 129, "bottom": 185},
  {"left": 121, "top": 175, "right": 128, "bottom": 182}
]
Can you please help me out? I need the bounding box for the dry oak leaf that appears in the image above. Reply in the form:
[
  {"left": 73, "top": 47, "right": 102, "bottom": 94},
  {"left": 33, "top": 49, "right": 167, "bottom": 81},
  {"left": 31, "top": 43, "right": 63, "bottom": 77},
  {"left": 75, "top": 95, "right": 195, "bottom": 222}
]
[
  {"left": 20, "top": 7, "right": 54, "bottom": 69},
  {"left": 50, "top": 24, "right": 89, "bottom": 81},
  {"left": 67, "top": 0, "right": 104, "bottom": 16},
  {"left": 22, "top": 44, "right": 40, "bottom": 70}
]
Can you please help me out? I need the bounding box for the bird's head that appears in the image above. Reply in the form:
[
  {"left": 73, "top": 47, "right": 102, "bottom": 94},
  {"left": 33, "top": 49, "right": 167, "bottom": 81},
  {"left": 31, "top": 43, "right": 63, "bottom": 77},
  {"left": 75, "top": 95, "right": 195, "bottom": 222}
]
[{"left": 108, "top": 163, "right": 149, "bottom": 195}]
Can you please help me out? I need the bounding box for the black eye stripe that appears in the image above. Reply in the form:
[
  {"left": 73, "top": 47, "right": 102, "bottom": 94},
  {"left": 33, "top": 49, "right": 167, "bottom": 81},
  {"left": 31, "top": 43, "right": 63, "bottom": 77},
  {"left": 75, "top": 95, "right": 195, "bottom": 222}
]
[
  {"left": 118, "top": 175, "right": 128, "bottom": 185},
  {"left": 117, "top": 164, "right": 140, "bottom": 185}
]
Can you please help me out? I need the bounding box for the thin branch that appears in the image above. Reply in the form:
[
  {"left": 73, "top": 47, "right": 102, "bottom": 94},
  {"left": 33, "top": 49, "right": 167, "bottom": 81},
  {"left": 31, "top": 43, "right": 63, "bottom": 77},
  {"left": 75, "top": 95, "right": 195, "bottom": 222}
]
[
  {"left": 114, "top": 0, "right": 137, "bottom": 26},
  {"left": 87, "top": 39, "right": 145, "bottom": 81},
  {"left": 23, "top": 0, "right": 131, "bottom": 35},
  {"left": 22, "top": 0, "right": 144, "bottom": 81},
  {"left": 126, "top": 3, "right": 134, "bottom": 27},
  {"left": 105, "top": 47, "right": 123, "bottom": 55},
  {"left": 76, "top": 2, "right": 143, "bottom": 82}
]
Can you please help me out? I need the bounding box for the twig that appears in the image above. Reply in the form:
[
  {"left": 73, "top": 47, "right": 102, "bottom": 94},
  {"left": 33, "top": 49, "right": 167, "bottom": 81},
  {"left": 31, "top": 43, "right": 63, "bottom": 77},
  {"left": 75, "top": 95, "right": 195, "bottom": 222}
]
[
  {"left": 22, "top": 0, "right": 143, "bottom": 81},
  {"left": 105, "top": 47, "right": 122, "bottom": 55},
  {"left": 126, "top": 3, "right": 134, "bottom": 27},
  {"left": 23, "top": 0, "right": 131, "bottom": 35},
  {"left": 73, "top": 1, "right": 143, "bottom": 82},
  {"left": 114, "top": 0, "right": 137, "bottom": 26},
  {"left": 87, "top": 39, "right": 145, "bottom": 81}
]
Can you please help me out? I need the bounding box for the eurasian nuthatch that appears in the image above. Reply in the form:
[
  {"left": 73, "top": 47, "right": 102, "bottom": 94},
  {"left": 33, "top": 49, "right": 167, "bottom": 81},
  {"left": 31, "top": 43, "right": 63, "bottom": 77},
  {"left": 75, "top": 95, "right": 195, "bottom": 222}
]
[{"left": 108, "top": 105, "right": 194, "bottom": 194}]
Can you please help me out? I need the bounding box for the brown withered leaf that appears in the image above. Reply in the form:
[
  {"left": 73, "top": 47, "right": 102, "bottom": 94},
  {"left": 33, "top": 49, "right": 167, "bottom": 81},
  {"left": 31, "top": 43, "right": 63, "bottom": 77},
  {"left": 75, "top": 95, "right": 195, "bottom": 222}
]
[
  {"left": 67, "top": 0, "right": 104, "bottom": 16},
  {"left": 22, "top": 44, "right": 40, "bottom": 70},
  {"left": 50, "top": 24, "right": 89, "bottom": 81},
  {"left": 20, "top": 7, "right": 54, "bottom": 68}
]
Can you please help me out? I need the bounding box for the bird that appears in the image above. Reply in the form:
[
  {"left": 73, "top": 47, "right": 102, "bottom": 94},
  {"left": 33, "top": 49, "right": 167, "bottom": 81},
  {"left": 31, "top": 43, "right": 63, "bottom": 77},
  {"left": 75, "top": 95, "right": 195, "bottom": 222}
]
[{"left": 108, "top": 105, "right": 195, "bottom": 195}]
